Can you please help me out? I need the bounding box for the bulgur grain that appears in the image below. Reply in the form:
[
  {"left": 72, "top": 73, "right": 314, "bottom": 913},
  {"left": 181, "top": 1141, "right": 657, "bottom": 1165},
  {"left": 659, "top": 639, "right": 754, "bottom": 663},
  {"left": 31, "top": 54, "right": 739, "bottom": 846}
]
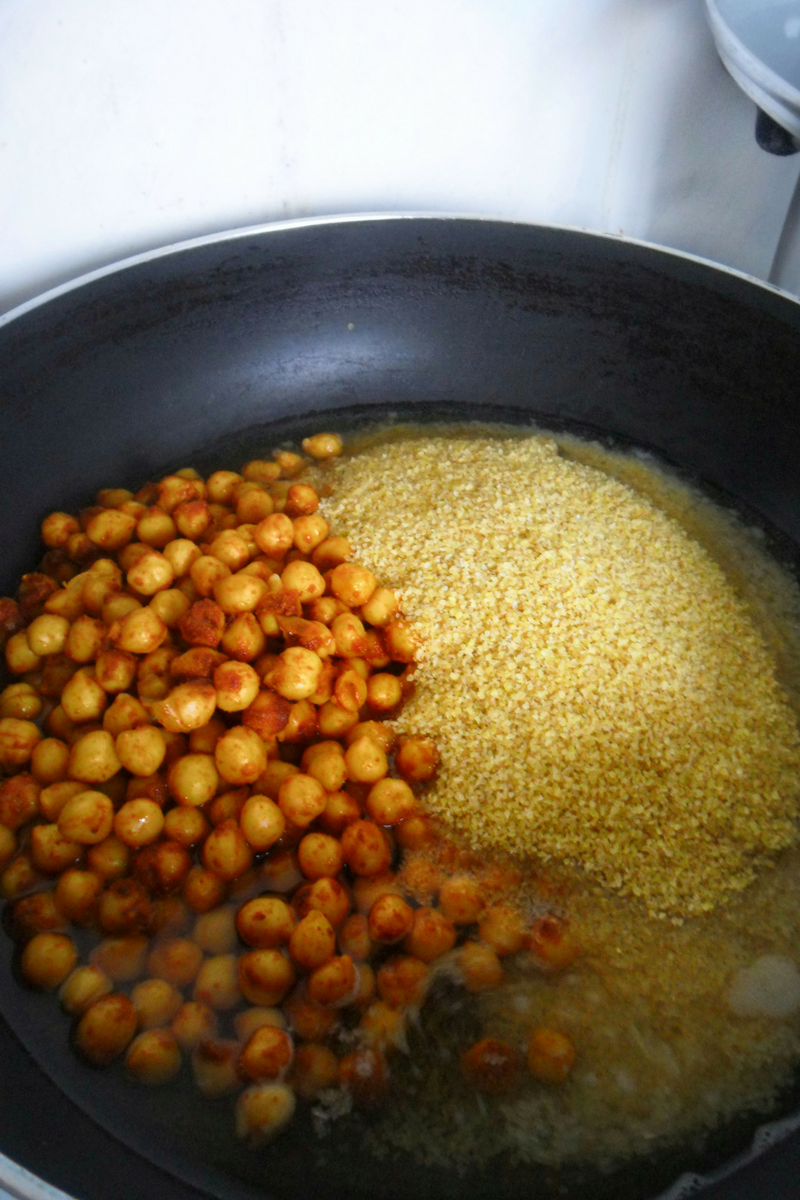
[{"left": 321, "top": 434, "right": 800, "bottom": 918}]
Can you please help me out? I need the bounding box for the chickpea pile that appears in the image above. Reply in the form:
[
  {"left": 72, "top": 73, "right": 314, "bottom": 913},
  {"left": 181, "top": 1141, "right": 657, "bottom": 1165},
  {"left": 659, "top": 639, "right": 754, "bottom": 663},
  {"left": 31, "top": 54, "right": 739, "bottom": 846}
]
[{"left": 0, "top": 430, "right": 578, "bottom": 1148}]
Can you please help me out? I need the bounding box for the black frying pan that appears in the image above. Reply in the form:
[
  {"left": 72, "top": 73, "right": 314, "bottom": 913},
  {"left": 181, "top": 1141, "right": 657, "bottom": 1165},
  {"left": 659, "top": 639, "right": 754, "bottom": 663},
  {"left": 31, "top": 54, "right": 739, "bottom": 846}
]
[{"left": 2, "top": 215, "right": 800, "bottom": 1200}]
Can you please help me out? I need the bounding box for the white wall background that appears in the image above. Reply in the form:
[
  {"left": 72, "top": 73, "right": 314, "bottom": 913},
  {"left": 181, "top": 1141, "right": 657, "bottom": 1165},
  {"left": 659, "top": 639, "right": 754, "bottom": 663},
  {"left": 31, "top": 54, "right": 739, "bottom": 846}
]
[{"left": 1, "top": 0, "right": 800, "bottom": 319}]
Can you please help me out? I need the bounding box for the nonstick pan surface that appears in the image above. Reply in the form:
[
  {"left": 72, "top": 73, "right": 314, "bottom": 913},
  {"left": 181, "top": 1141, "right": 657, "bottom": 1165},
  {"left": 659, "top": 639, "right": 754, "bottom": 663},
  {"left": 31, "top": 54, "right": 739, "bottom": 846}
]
[{"left": 2, "top": 215, "right": 800, "bottom": 1200}]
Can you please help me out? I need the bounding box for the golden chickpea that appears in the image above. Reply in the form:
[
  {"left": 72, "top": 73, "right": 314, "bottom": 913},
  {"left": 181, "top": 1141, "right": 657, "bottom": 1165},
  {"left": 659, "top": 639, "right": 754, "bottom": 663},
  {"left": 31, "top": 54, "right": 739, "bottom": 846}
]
[
  {"left": 148, "top": 588, "right": 190, "bottom": 629},
  {"left": 188, "top": 910, "right": 233, "bottom": 958},
  {"left": 64, "top": 615, "right": 104, "bottom": 664},
  {"left": 291, "top": 515, "right": 329, "bottom": 556},
  {"left": 341, "top": 820, "right": 392, "bottom": 877},
  {"left": 290, "top": 1043, "right": 338, "bottom": 1101},
  {"left": 189, "top": 555, "right": 230, "bottom": 599},
  {"left": 0, "top": 682, "right": 42, "bottom": 722},
  {"left": 351, "top": 870, "right": 402, "bottom": 915},
  {"left": 30, "top": 824, "right": 82, "bottom": 875},
  {"left": 103, "top": 693, "right": 150, "bottom": 737},
  {"left": 188, "top": 717, "right": 227, "bottom": 754},
  {"left": 42, "top": 511, "right": 81, "bottom": 548},
  {"left": 277, "top": 774, "right": 327, "bottom": 828},
  {"left": 343, "top": 736, "right": 388, "bottom": 785},
  {"left": 242, "top": 460, "right": 280, "bottom": 485},
  {"left": 21, "top": 931, "right": 78, "bottom": 989},
  {"left": 301, "top": 432, "right": 342, "bottom": 460},
  {"left": 163, "top": 538, "right": 202, "bottom": 577},
  {"left": 439, "top": 876, "right": 485, "bottom": 926},
  {"left": 190, "top": 953, "right": 240, "bottom": 1011},
  {"left": 279, "top": 561, "right": 325, "bottom": 603},
  {"left": 346, "top": 721, "right": 394, "bottom": 753},
  {"left": 164, "top": 805, "right": 209, "bottom": 848},
  {"left": 404, "top": 907, "right": 457, "bottom": 964},
  {"left": 171, "top": 1000, "right": 218, "bottom": 1049},
  {"left": 113, "top": 606, "right": 167, "bottom": 655},
  {"left": 60, "top": 964, "right": 113, "bottom": 1015},
  {"left": 394, "top": 812, "right": 436, "bottom": 851},
  {"left": 360, "top": 586, "right": 398, "bottom": 628},
  {"left": 86, "top": 834, "right": 129, "bottom": 881},
  {"left": 526, "top": 915, "right": 580, "bottom": 971},
  {"left": 328, "top": 563, "right": 376, "bottom": 609},
  {"left": 206, "top": 469, "right": 243, "bottom": 503},
  {"left": 165, "top": 752, "right": 217, "bottom": 807},
  {"left": 365, "top": 778, "right": 415, "bottom": 826},
  {"left": 97, "top": 878, "right": 152, "bottom": 937},
  {"left": 235, "top": 484, "right": 274, "bottom": 525},
  {"left": 54, "top": 868, "right": 102, "bottom": 924},
  {"left": 307, "top": 954, "right": 357, "bottom": 1007},
  {"left": 252, "top": 513, "right": 292, "bottom": 559},
  {"left": 462, "top": 1038, "right": 520, "bottom": 1094},
  {"left": 125, "top": 1028, "right": 182, "bottom": 1085},
  {"left": 335, "top": 914, "right": 370, "bottom": 963},
  {"left": 6, "top": 630, "right": 42, "bottom": 675},
  {"left": 234, "top": 1008, "right": 285, "bottom": 1044},
  {"left": 455, "top": 942, "right": 503, "bottom": 995},
  {"left": 113, "top": 726, "right": 164, "bottom": 778},
  {"left": 213, "top": 661, "right": 260, "bottom": 713},
  {"left": 526, "top": 1028, "right": 575, "bottom": 1084},
  {"left": 136, "top": 507, "right": 177, "bottom": 548},
  {"left": 102, "top": 595, "right": 142, "bottom": 625},
  {"left": 173, "top": 498, "right": 212, "bottom": 541},
  {"left": 368, "top": 894, "right": 415, "bottom": 945},
  {"left": 314, "top": 701, "right": 357, "bottom": 740},
  {"left": 191, "top": 1038, "right": 241, "bottom": 1098},
  {"left": 331, "top": 669, "right": 366, "bottom": 714},
  {"left": 296, "top": 833, "right": 343, "bottom": 882},
  {"left": 0, "top": 717, "right": 42, "bottom": 769},
  {"left": 383, "top": 619, "right": 419, "bottom": 663},
  {"left": 93, "top": 648, "right": 137, "bottom": 694},
  {"left": 363, "top": 673, "right": 400, "bottom": 714},
  {"left": 318, "top": 790, "right": 361, "bottom": 838},
  {"left": 239, "top": 1025, "right": 294, "bottom": 1081},
  {"left": 239, "top": 794, "right": 285, "bottom": 852},
  {"left": 0, "top": 852, "right": 40, "bottom": 900},
  {"left": 90, "top": 935, "right": 148, "bottom": 982},
  {"left": 214, "top": 726, "right": 268, "bottom": 787},
  {"left": 359, "top": 1000, "right": 407, "bottom": 1053},
  {"left": 85, "top": 509, "right": 136, "bottom": 551},
  {"left": 213, "top": 573, "right": 268, "bottom": 617},
  {"left": 236, "top": 896, "right": 296, "bottom": 948},
  {"left": 26, "top": 613, "right": 69, "bottom": 658},
  {"left": 126, "top": 551, "right": 174, "bottom": 597},
  {"left": 239, "top": 949, "right": 296, "bottom": 1007},
  {"left": 0, "top": 772, "right": 41, "bottom": 829},
  {"left": 75, "top": 993, "right": 138, "bottom": 1064},
  {"left": 218, "top": 612, "right": 264, "bottom": 663},
  {"left": 235, "top": 1082, "right": 296, "bottom": 1145},
  {"left": 9, "top": 891, "right": 65, "bottom": 942},
  {"left": 289, "top": 910, "right": 336, "bottom": 971},
  {"left": 156, "top": 681, "right": 218, "bottom": 734},
  {"left": 278, "top": 699, "right": 318, "bottom": 743},
  {"left": 113, "top": 799, "right": 165, "bottom": 848},
  {"left": 293, "top": 878, "right": 352, "bottom": 931},
  {"left": 264, "top": 647, "right": 322, "bottom": 703},
  {"left": 282, "top": 991, "right": 335, "bottom": 1043},
  {"left": 123, "top": 978, "right": 180, "bottom": 1032},
  {"left": 330, "top": 613, "right": 368, "bottom": 659},
  {"left": 395, "top": 736, "right": 440, "bottom": 783},
  {"left": 202, "top": 818, "right": 253, "bottom": 881},
  {"left": 68, "top": 729, "right": 122, "bottom": 783},
  {"left": 57, "top": 790, "right": 114, "bottom": 845},
  {"left": 183, "top": 865, "right": 227, "bottom": 913},
  {"left": 478, "top": 904, "right": 526, "bottom": 958},
  {"left": 310, "top": 538, "right": 352, "bottom": 574},
  {"left": 147, "top": 937, "right": 203, "bottom": 987},
  {"left": 260, "top": 850, "right": 303, "bottom": 896},
  {"left": 282, "top": 484, "right": 318, "bottom": 517},
  {"left": 61, "top": 671, "right": 107, "bottom": 725}
]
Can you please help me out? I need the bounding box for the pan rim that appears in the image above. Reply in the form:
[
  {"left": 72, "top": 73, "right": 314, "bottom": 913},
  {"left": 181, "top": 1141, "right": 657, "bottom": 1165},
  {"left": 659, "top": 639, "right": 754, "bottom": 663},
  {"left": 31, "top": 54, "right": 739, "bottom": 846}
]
[{"left": 1, "top": 210, "right": 799, "bottom": 332}]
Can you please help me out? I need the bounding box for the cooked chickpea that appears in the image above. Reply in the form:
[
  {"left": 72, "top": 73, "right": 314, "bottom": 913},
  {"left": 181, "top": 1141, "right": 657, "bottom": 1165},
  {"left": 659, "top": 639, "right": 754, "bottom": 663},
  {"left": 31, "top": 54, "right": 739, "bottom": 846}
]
[
  {"left": 54, "top": 868, "right": 104, "bottom": 924},
  {"left": 367, "top": 894, "right": 414, "bottom": 945},
  {"left": 86, "top": 509, "right": 136, "bottom": 551},
  {"left": 171, "top": 1000, "right": 218, "bottom": 1049},
  {"left": 239, "top": 1025, "right": 294, "bottom": 1081},
  {"left": 75, "top": 993, "right": 138, "bottom": 1064},
  {"left": 365, "top": 778, "right": 415, "bottom": 826},
  {"left": 337, "top": 1047, "right": 388, "bottom": 1107},
  {"left": 191, "top": 1038, "right": 242, "bottom": 1098},
  {"left": 279, "top": 561, "right": 325, "bottom": 603},
  {"left": 0, "top": 717, "right": 42, "bottom": 769},
  {"left": 289, "top": 910, "right": 336, "bottom": 971},
  {"left": 21, "top": 931, "right": 78, "bottom": 989},
  {"left": 236, "top": 1082, "right": 296, "bottom": 1145},
  {"left": 58, "top": 790, "right": 114, "bottom": 844},
  {"left": 297, "top": 832, "right": 344, "bottom": 881},
  {"left": 126, "top": 550, "right": 174, "bottom": 597},
  {"left": 114, "top": 799, "right": 165, "bottom": 848},
  {"left": 360, "top": 1000, "right": 407, "bottom": 1052},
  {"left": 214, "top": 726, "right": 268, "bottom": 787},
  {"left": 364, "top": 673, "right": 401, "bottom": 713},
  {"left": 394, "top": 812, "right": 436, "bottom": 852},
  {"left": 478, "top": 904, "right": 526, "bottom": 957},
  {"left": 341, "top": 820, "right": 392, "bottom": 877},
  {"left": 183, "top": 865, "right": 227, "bottom": 913},
  {"left": 213, "top": 661, "right": 260, "bottom": 713},
  {"left": 90, "top": 935, "right": 148, "bottom": 982},
  {"left": 1, "top": 682, "right": 43, "bottom": 722},
  {"left": 219, "top": 612, "right": 265, "bottom": 662},
  {"left": 291, "top": 514, "right": 329, "bottom": 555},
  {"left": 235, "top": 483, "right": 274, "bottom": 524},
  {"left": 26, "top": 613, "right": 69, "bottom": 657},
  {"left": 0, "top": 825, "right": 17, "bottom": 869},
  {"left": 344, "top": 736, "right": 388, "bottom": 784},
  {"left": 0, "top": 772, "right": 41, "bottom": 829},
  {"left": 187, "top": 716, "right": 226, "bottom": 753},
  {"left": 239, "top": 949, "right": 296, "bottom": 1007},
  {"left": 6, "top": 630, "right": 42, "bottom": 674},
  {"left": 97, "top": 879, "right": 152, "bottom": 936},
  {"left": 164, "top": 805, "right": 209, "bottom": 847},
  {"left": 265, "top": 647, "right": 323, "bottom": 703},
  {"left": 527, "top": 1028, "right": 575, "bottom": 1084},
  {"left": 102, "top": 594, "right": 142, "bottom": 624},
  {"left": 318, "top": 790, "right": 361, "bottom": 837},
  {"left": 61, "top": 671, "right": 107, "bottom": 725},
  {"left": 462, "top": 1037, "right": 519, "bottom": 1094},
  {"left": 148, "top": 588, "right": 191, "bottom": 628},
  {"left": 260, "top": 850, "right": 303, "bottom": 896},
  {"left": 113, "top": 725, "right": 165, "bottom": 778},
  {"left": 93, "top": 648, "right": 137, "bottom": 694},
  {"left": 396, "top": 736, "right": 440, "bottom": 783},
  {"left": 193, "top": 907, "right": 238, "bottom": 955},
  {"left": 173, "top": 498, "right": 212, "bottom": 541},
  {"left": 202, "top": 818, "right": 253, "bottom": 881},
  {"left": 352, "top": 870, "right": 402, "bottom": 916},
  {"left": 85, "top": 834, "right": 129, "bottom": 882},
  {"left": 360, "top": 586, "right": 399, "bottom": 628},
  {"left": 307, "top": 954, "right": 357, "bottom": 1007},
  {"left": 64, "top": 615, "right": 104, "bottom": 664},
  {"left": 0, "top": 852, "right": 40, "bottom": 900},
  {"left": 147, "top": 937, "right": 203, "bottom": 987},
  {"left": 10, "top": 891, "right": 65, "bottom": 941},
  {"left": 439, "top": 875, "right": 485, "bottom": 926},
  {"left": 331, "top": 612, "right": 368, "bottom": 658},
  {"left": 206, "top": 470, "right": 244, "bottom": 504},
  {"left": 136, "top": 507, "right": 177, "bottom": 548},
  {"left": 253, "top": 513, "right": 293, "bottom": 559},
  {"left": 329, "top": 563, "right": 376, "bottom": 608},
  {"left": 403, "top": 907, "right": 456, "bottom": 964},
  {"left": 213, "top": 572, "right": 268, "bottom": 616},
  {"left": 332, "top": 668, "right": 367, "bottom": 714},
  {"left": 156, "top": 681, "right": 218, "bottom": 734},
  {"left": 242, "top": 460, "right": 281, "bottom": 486},
  {"left": 310, "top": 537, "right": 352, "bottom": 573},
  {"left": 163, "top": 538, "right": 202, "bottom": 577},
  {"left": 277, "top": 774, "right": 327, "bottom": 828},
  {"left": 236, "top": 896, "right": 296, "bottom": 948},
  {"left": 166, "top": 752, "right": 218, "bottom": 807},
  {"left": 42, "top": 511, "right": 81, "bottom": 548},
  {"left": 239, "top": 794, "right": 285, "bottom": 852},
  {"left": 376, "top": 956, "right": 430, "bottom": 1011},
  {"left": 131, "top": 978, "right": 183, "bottom": 1029},
  {"left": 234, "top": 1009, "right": 285, "bottom": 1045},
  {"left": 103, "top": 694, "right": 149, "bottom": 738},
  {"left": 315, "top": 700, "right": 358, "bottom": 739},
  {"left": 125, "top": 1028, "right": 182, "bottom": 1085},
  {"left": 189, "top": 556, "right": 231, "bottom": 600},
  {"left": 113, "top": 606, "right": 167, "bottom": 655},
  {"left": 30, "top": 824, "right": 82, "bottom": 875},
  {"left": 526, "top": 915, "right": 580, "bottom": 971},
  {"left": 458, "top": 941, "right": 504, "bottom": 993},
  {"left": 302, "top": 432, "right": 342, "bottom": 460},
  {"left": 60, "top": 964, "right": 113, "bottom": 1015},
  {"left": 190, "top": 953, "right": 240, "bottom": 1011}
]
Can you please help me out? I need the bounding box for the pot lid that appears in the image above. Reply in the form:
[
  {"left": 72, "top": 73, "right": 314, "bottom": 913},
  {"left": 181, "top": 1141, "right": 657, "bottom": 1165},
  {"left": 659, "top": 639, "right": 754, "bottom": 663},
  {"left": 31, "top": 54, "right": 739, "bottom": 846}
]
[{"left": 706, "top": 0, "right": 800, "bottom": 151}]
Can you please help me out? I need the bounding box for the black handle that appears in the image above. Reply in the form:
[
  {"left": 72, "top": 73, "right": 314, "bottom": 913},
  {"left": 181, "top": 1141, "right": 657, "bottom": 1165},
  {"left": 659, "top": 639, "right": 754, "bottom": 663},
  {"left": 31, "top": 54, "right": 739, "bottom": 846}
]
[{"left": 755, "top": 107, "right": 800, "bottom": 155}]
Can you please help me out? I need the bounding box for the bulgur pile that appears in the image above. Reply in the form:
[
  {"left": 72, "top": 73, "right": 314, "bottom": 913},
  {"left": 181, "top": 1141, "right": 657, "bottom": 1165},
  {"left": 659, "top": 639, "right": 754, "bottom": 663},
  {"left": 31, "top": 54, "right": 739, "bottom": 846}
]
[{"left": 321, "top": 434, "right": 800, "bottom": 918}]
